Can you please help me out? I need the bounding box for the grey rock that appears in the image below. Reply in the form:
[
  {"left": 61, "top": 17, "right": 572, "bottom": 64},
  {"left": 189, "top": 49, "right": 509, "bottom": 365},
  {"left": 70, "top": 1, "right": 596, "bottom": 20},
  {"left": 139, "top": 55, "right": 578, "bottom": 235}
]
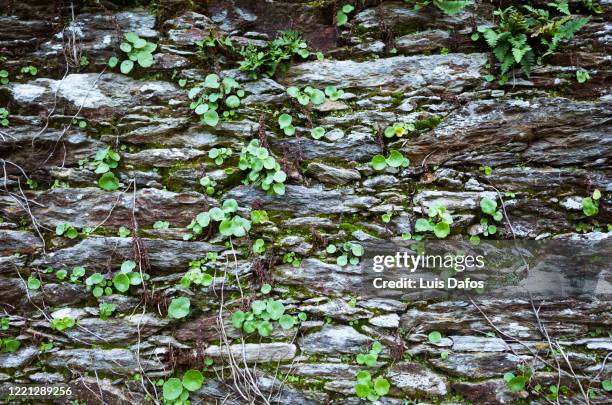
[
  {"left": 387, "top": 362, "right": 448, "bottom": 397},
  {"left": 32, "top": 236, "right": 222, "bottom": 274},
  {"left": 369, "top": 313, "right": 400, "bottom": 328},
  {"left": 47, "top": 348, "right": 164, "bottom": 373},
  {"left": 299, "top": 299, "right": 372, "bottom": 321},
  {"left": 274, "top": 130, "right": 379, "bottom": 163},
  {"left": 300, "top": 325, "right": 369, "bottom": 355},
  {"left": 204, "top": 343, "right": 296, "bottom": 363},
  {"left": 395, "top": 30, "right": 450, "bottom": 54},
  {"left": 451, "top": 336, "right": 511, "bottom": 352},
  {"left": 430, "top": 352, "right": 526, "bottom": 378},
  {"left": 0, "top": 346, "right": 38, "bottom": 368},
  {"left": 123, "top": 148, "right": 206, "bottom": 168},
  {"left": 306, "top": 162, "right": 361, "bottom": 185},
  {"left": 286, "top": 54, "right": 486, "bottom": 93},
  {"left": 1, "top": 187, "right": 216, "bottom": 229},
  {"left": 225, "top": 185, "right": 379, "bottom": 215},
  {"left": 60, "top": 314, "right": 168, "bottom": 345}
]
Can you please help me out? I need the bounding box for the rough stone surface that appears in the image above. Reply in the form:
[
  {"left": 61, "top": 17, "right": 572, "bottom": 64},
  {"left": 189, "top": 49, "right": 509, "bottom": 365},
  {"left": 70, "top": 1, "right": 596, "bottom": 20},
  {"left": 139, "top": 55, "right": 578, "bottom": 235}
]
[{"left": 0, "top": 1, "right": 610, "bottom": 403}]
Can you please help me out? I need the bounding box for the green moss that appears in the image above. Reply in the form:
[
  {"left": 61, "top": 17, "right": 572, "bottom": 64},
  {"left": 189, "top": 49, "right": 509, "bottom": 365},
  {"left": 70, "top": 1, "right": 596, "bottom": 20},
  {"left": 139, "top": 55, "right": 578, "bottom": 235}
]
[{"left": 415, "top": 115, "right": 442, "bottom": 130}]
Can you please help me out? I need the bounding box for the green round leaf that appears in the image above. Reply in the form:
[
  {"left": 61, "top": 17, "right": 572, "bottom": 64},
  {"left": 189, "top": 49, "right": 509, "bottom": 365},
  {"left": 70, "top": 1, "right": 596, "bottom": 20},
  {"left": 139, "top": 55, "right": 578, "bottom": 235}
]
[
  {"left": 428, "top": 331, "right": 442, "bottom": 344},
  {"left": 311, "top": 127, "right": 325, "bottom": 139},
  {"left": 266, "top": 300, "right": 285, "bottom": 320},
  {"left": 108, "top": 56, "right": 119, "bottom": 68},
  {"left": 373, "top": 378, "right": 390, "bottom": 396},
  {"left": 225, "top": 95, "right": 241, "bottom": 109},
  {"left": 355, "top": 382, "right": 370, "bottom": 398},
  {"left": 342, "top": 4, "right": 355, "bottom": 13},
  {"left": 386, "top": 150, "right": 405, "bottom": 168},
  {"left": 309, "top": 89, "right": 326, "bottom": 105},
  {"left": 336, "top": 11, "right": 348, "bottom": 26},
  {"left": 98, "top": 172, "right": 120, "bottom": 191},
  {"left": 203, "top": 109, "right": 219, "bottom": 127},
  {"left": 257, "top": 320, "right": 273, "bottom": 337},
  {"left": 120, "top": 59, "right": 134, "bottom": 74},
  {"left": 168, "top": 297, "right": 191, "bottom": 319},
  {"left": 112, "top": 273, "right": 130, "bottom": 293},
  {"left": 371, "top": 155, "right": 388, "bottom": 171},
  {"left": 163, "top": 378, "right": 183, "bottom": 401},
  {"left": 433, "top": 221, "right": 450, "bottom": 238},
  {"left": 27, "top": 276, "right": 41, "bottom": 290},
  {"left": 480, "top": 197, "right": 497, "bottom": 215},
  {"left": 261, "top": 283, "right": 272, "bottom": 294},
  {"left": 120, "top": 42, "right": 132, "bottom": 53},
  {"left": 182, "top": 369, "right": 204, "bottom": 391},
  {"left": 194, "top": 103, "right": 209, "bottom": 115},
  {"left": 279, "top": 314, "right": 296, "bottom": 330},
  {"left": 133, "top": 38, "right": 147, "bottom": 49},
  {"left": 278, "top": 113, "right": 292, "bottom": 129},
  {"left": 336, "top": 255, "right": 348, "bottom": 266},
  {"left": 137, "top": 52, "right": 154, "bottom": 68}
]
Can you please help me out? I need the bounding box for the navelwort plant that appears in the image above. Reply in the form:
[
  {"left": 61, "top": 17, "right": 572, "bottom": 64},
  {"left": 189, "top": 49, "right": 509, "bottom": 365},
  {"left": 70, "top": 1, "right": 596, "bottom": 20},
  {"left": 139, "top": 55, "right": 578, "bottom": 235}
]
[
  {"left": 357, "top": 341, "right": 383, "bottom": 367},
  {"left": 354, "top": 370, "right": 391, "bottom": 402},
  {"left": 184, "top": 199, "right": 251, "bottom": 240},
  {"left": 161, "top": 369, "right": 204, "bottom": 404},
  {"left": 0, "top": 69, "right": 9, "bottom": 85},
  {"left": 92, "top": 146, "right": 121, "bottom": 191},
  {"left": 286, "top": 86, "right": 326, "bottom": 106},
  {"left": 470, "top": 197, "right": 504, "bottom": 244},
  {"left": 108, "top": 32, "right": 157, "bottom": 74},
  {"left": 238, "top": 139, "right": 287, "bottom": 195},
  {"left": 231, "top": 288, "right": 307, "bottom": 337},
  {"left": 238, "top": 30, "right": 309, "bottom": 78},
  {"left": 582, "top": 188, "right": 601, "bottom": 216},
  {"left": 472, "top": 4, "right": 590, "bottom": 80},
  {"left": 326, "top": 241, "right": 364, "bottom": 266},
  {"left": 371, "top": 150, "right": 410, "bottom": 171},
  {"left": 415, "top": 202, "right": 453, "bottom": 238},
  {"left": 188, "top": 74, "right": 245, "bottom": 127},
  {"left": 207, "top": 147, "right": 232, "bottom": 165},
  {"left": 336, "top": 4, "right": 355, "bottom": 26},
  {"left": 180, "top": 258, "right": 217, "bottom": 289},
  {"left": 384, "top": 122, "right": 415, "bottom": 139},
  {"left": 0, "top": 107, "right": 8, "bottom": 127}
]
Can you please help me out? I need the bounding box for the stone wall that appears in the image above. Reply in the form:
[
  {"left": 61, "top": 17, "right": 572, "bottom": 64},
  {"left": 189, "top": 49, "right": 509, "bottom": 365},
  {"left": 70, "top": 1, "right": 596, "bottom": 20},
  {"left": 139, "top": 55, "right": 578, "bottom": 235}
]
[{"left": 0, "top": 1, "right": 610, "bottom": 404}]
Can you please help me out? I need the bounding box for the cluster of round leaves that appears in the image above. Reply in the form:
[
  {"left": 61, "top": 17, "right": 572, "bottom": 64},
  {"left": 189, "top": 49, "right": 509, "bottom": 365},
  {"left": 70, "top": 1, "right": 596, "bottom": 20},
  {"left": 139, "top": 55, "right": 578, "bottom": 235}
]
[
  {"left": 162, "top": 369, "right": 204, "bottom": 404},
  {"left": 0, "top": 107, "right": 8, "bottom": 127},
  {"left": 239, "top": 139, "right": 287, "bottom": 195},
  {"left": 185, "top": 199, "right": 251, "bottom": 240},
  {"left": 371, "top": 150, "right": 410, "bottom": 171},
  {"left": 92, "top": 147, "right": 121, "bottom": 191},
  {"left": 286, "top": 86, "right": 326, "bottom": 107},
  {"left": 180, "top": 259, "right": 215, "bottom": 289},
  {"left": 0, "top": 336, "right": 20, "bottom": 353},
  {"left": 55, "top": 223, "right": 79, "bottom": 239},
  {"left": 326, "top": 242, "right": 364, "bottom": 266},
  {"left": 0, "top": 69, "right": 9, "bottom": 85},
  {"left": 336, "top": 4, "right": 356, "bottom": 26},
  {"left": 384, "top": 122, "right": 415, "bottom": 139},
  {"left": 108, "top": 32, "right": 157, "bottom": 74},
  {"left": 208, "top": 147, "right": 232, "bottom": 165},
  {"left": 168, "top": 296, "right": 191, "bottom": 319},
  {"left": 354, "top": 370, "right": 390, "bottom": 402},
  {"left": 582, "top": 189, "right": 601, "bottom": 217},
  {"left": 188, "top": 74, "right": 245, "bottom": 127},
  {"left": 84, "top": 260, "right": 147, "bottom": 298},
  {"left": 231, "top": 295, "right": 306, "bottom": 337},
  {"left": 415, "top": 202, "right": 453, "bottom": 239},
  {"left": 470, "top": 197, "right": 503, "bottom": 243},
  {"left": 356, "top": 341, "right": 383, "bottom": 367}
]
